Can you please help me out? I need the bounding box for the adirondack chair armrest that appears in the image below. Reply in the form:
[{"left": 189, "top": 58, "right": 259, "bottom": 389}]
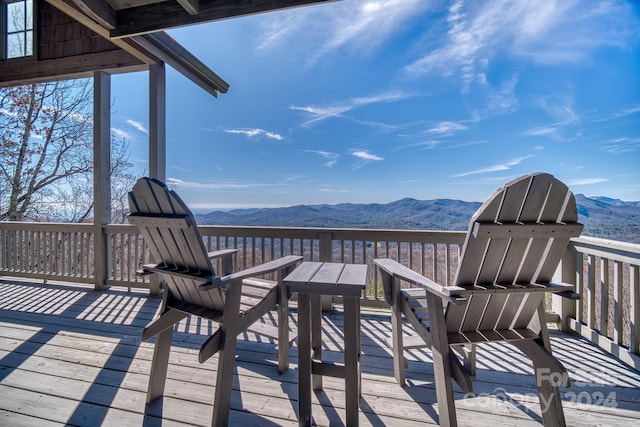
[
  {"left": 135, "top": 268, "right": 154, "bottom": 276},
  {"left": 219, "top": 255, "right": 304, "bottom": 286},
  {"left": 140, "top": 263, "right": 223, "bottom": 287},
  {"left": 207, "top": 248, "right": 238, "bottom": 276},
  {"left": 207, "top": 248, "right": 238, "bottom": 260},
  {"left": 556, "top": 291, "right": 580, "bottom": 300},
  {"left": 545, "top": 282, "right": 580, "bottom": 300},
  {"left": 374, "top": 258, "right": 462, "bottom": 301}
]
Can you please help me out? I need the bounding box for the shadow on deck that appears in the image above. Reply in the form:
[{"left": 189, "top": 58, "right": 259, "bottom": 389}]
[{"left": 0, "top": 278, "right": 639, "bottom": 426}]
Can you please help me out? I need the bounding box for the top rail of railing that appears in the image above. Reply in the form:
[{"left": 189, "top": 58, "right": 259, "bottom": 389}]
[{"left": 569, "top": 235, "right": 640, "bottom": 265}]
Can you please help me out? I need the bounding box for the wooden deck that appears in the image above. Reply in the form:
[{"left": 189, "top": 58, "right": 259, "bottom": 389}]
[{"left": 1, "top": 278, "right": 639, "bottom": 426}]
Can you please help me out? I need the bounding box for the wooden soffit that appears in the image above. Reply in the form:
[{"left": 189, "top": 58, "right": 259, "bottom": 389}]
[
  {"left": 45, "top": 0, "right": 229, "bottom": 96},
  {"left": 70, "top": 0, "right": 338, "bottom": 38}
]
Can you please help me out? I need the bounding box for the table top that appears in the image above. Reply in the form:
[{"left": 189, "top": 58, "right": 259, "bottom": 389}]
[{"left": 284, "top": 262, "right": 368, "bottom": 297}]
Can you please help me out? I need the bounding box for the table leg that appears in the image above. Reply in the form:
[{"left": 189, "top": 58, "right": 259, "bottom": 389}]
[
  {"left": 297, "top": 293, "right": 312, "bottom": 427},
  {"left": 343, "top": 296, "right": 360, "bottom": 426},
  {"left": 311, "top": 293, "right": 323, "bottom": 391}
]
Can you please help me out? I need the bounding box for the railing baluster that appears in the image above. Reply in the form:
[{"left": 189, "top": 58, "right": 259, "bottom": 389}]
[
  {"left": 613, "top": 261, "right": 623, "bottom": 345},
  {"left": 629, "top": 264, "right": 640, "bottom": 355},
  {"left": 575, "top": 252, "right": 584, "bottom": 324},
  {"left": 18, "top": 229, "right": 23, "bottom": 272},
  {"left": 600, "top": 258, "right": 610, "bottom": 337},
  {"left": 587, "top": 254, "right": 596, "bottom": 329}
]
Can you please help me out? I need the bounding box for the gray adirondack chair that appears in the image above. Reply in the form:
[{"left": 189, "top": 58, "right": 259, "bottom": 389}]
[
  {"left": 375, "top": 172, "right": 583, "bottom": 426},
  {"left": 128, "top": 177, "right": 302, "bottom": 426}
]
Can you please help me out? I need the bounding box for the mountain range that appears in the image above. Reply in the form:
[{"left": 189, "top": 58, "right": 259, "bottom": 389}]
[{"left": 195, "top": 194, "right": 640, "bottom": 244}]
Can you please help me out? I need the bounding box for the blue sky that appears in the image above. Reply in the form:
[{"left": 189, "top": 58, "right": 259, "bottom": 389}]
[{"left": 111, "top": 0, "right": 640, "bottom": 211}]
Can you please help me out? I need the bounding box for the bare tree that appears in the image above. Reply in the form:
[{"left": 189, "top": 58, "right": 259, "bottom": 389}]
[
  {"left": 61, "top": 135, "right": 136, "bottom": 224},
  {"left": 0, "top": 79, "right": 135, "bottom": 222}
]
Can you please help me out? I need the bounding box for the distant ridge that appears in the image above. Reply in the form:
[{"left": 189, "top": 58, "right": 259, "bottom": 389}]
[{"left": 195, "top": 195, "right": 640, "bottom": 244}]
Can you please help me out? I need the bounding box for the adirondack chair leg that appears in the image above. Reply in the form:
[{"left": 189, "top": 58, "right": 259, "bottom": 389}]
[
  {"left": 448, "top": 351, "right": 473, "bottom": 395},
  {"left": 146, "top": 326, "right": 174, "bottom": 403},
  {"left": 426, "top": 293, "right": 457, "bottom": 427},
  {"left": 535, "top": 302, "right": 552, "bottom": 351},
  {"left": 199, "top": 328, "right": 223, "bottom": 363},
  {"left": 211, "top": 325, "right": 239, "bottom": 427},
  {"left": 466, "top": 345, "right": 476, "bottom": 377},
  {"left": 142, "top": 308, "right": 188, "bottom": 341},
  {"left": 453, "top": 344, "right": 476, "bottom": 377},
  {"left": 210, "top": 281, "right": 244, "bottom": 426},
  {"left": 512, "top": 339, "right": 567, "bottom": 427}
]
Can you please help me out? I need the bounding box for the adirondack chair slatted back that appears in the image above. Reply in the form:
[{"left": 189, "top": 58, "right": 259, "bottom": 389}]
[
  {"left": 447, "top": 173, "right": 580, "bottom": 334},
  {"left": 128, "top": 177, "right": 225, "bottom": 311}
]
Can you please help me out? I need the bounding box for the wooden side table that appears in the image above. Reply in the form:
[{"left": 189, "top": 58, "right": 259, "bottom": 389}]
[{"left": 284, "top": 262, "right": 368, "bottom": 427}]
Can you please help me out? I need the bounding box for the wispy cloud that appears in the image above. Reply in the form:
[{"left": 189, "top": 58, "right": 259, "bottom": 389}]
[
  {"left": 472, "top": 74, "right": 520, "bottom": 118},
  {"left": 445, "top": 140, "right": 488, "bottom": 149},
  {"left": 302, "top": 150, "right": 340, "bottom": 167},
  {"left": 111, "top": 127, "right": 132, "bottom": 140},
  {"left": 565, "top": 178, "right": 610, "bottom": 186},
  {"left": 169, "top": 165, "right": 194, "bottom": 173},
  {"left": 167, "top": 177, "right": 265, "bottom": 190},
  {"left": 599, "top": 137, "right": 640, "bottom": 154},
  {"left": 291, "top": 90, "right": 411, "bottom": 126},
  {"left": 522, "top": 125, "right": 561, "bottom": 138},
  {"left": 256, "top": 0, "right": 433, "bottom": 63},
  {"left": 452, "top": 155, "right": 534, "bottom": 178},
  {"left": 318, "top": 188, "right": 351, "bottom": 193},
  {"left": 126, "top": 119, "right": 149, "bottom": 134},
  {"left": 521, "top": 124, "right": 582, "bottom": 142},
  {"left": 399, "top": 139, "right": 442, "bottom": 150},
  {"left": 399, "top": 137, "right": 487, "bottom": 151},
  {"left": 406, "top": 1, "right": 639, "bottom": 89},
  {"left": 521, "top": 96, "right": 580, "bottom": 142},
  {"left": 535, "top": 94, "right": 579, "bottom": 123},
  {"left": 426, "top": 121, "right": 468, "bottom": 135},
  {"left": 616, "top": 105, "right": 640, "bottom": 118},
  {"left": 352, "top": 150, "right": 384, "bottom": 161},
  {"left": 594, "top": 104, "right": 640, "bottom": 123},
  {"left": 224, "top": 128, "right": 284, "bottom": 141}
]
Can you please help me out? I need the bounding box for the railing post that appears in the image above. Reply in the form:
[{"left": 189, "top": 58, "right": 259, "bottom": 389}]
[
  {"left": 552, "top": 246, "right": 578, "bottom": 331},
  {"left": 319, "top": 231, "right": 333, "bottom": 311}
]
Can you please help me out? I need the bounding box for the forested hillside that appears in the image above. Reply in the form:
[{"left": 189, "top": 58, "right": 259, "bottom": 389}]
[{"left": 196, "top": 195, "right": 640, "bottom": 244}]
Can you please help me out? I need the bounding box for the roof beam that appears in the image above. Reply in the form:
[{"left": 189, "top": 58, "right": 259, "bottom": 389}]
[
  {"left": 177, "top": 0, "right": 200, "bottom": 15},
  {"left": 131, "top": 32, "right": 229, "bottom": 97},
  {"left": 0, "top": 50, "right": 145, "bottom": 87},
  {"left": 71, "top": 0, "right": 116, "bottom": 30},
  {"left": 111, "top": 0, "right": 337, "bottom": 38}
]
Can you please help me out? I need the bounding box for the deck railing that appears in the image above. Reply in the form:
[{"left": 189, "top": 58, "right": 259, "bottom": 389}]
[
  {"left": 0, "top": 222, "right": 95, "bottom": 284},
  {"left": 1, "top": 221, "right": 639, "bottom": 368},
  {"left": 103, "top": 224, "right": 466, "bottom": 306},
  {"left": 554, "top": 236, "right": 640, "bottom": 370}
]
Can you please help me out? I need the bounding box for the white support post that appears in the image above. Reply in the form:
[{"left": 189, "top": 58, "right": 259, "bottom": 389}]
[
  {"left": 93, "top": 71, "right": 111, "bottom": 291},
  {"left": 148, "top": 63, "right": 166, "bottom": 295},
  {"left": 149, "top": 62, "right": 166, "bottom": 182}
]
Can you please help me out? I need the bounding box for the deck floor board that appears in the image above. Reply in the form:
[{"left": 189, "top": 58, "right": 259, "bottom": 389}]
[{"left": 1, "top": 278, "right": 639, "bottom": 426}]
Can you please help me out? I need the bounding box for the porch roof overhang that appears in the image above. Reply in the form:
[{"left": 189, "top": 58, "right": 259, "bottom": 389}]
[
  {"left": 44, "top": 0, "right": 230, "bottom": 96},
  {"left": 37, "top": 0, "right": 337, "bottom": 95},
  {"left": 71, "top": 0, "right": 338, "bottom": 38}
]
